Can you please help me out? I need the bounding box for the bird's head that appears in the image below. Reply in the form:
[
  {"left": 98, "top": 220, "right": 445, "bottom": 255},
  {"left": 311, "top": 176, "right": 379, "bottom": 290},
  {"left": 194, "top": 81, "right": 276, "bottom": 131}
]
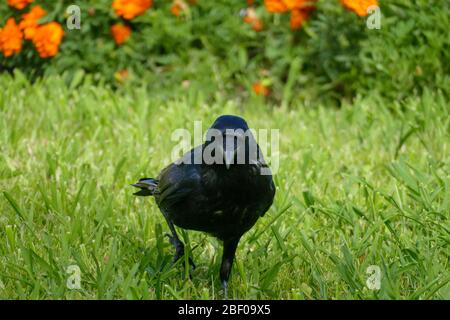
[
  {"left": 205, "top": 115, "right": 257, "bottom": 169},
  {"left": 210, "top": 115, "right": 249, "bottom": 132}
]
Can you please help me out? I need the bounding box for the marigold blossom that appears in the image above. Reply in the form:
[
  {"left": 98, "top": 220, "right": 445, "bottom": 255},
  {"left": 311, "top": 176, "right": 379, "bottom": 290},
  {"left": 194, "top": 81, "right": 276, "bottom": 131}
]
[
  {"left": 341, "top": 0, "right": 378, "bottom": 17},
  {"left": 171, "top": 0, "right": 189, "bottom": 17},
  {"left": 110, "top": 23, "right": 131, "bottom": 45},
  {"left": 114, "top": 69, "right": 129, "bottom": 82},
  {"left": 290, "top": 6, "right": 315, "bottom": 30},
  {"left": 243, "top": 8, "right": 263, "bottom": 32},
  {"left": 0, "top": 18, "right": 23, "bottom": 57},
  {"left": 19, "top": 5, "right": 46, "bottom": 40},
  {"left": 112, "top": 0, "right": 152, "bottom": 20},
  {"left": 264, "top": 0, "right": 289, "bottom": 13},
  {"left": 252, "top": 82, "right": 270, "bottom": 96},
  {"left": 283, "top": 0, "right": 316, "bottom": 10},
  {"left": 32, "top": 22, "right": 64, "bottom": 58},
  {"left": 265, "top": 0, "right": 316, "bottom": 30},
  {"left": 171, "top": 3, "right": 182, "bottom": 16},
  {"left": 251, "top": 19, "right": 263, "bottom": 32},
  {"left": 7, "top": 0, "right": 33, "bottom": 10}
]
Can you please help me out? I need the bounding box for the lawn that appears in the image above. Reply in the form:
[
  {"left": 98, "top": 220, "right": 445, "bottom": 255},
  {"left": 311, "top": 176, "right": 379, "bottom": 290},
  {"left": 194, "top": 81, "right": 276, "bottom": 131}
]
[{"left": 0, "top": 74, "right": 448, "bottom": 299}]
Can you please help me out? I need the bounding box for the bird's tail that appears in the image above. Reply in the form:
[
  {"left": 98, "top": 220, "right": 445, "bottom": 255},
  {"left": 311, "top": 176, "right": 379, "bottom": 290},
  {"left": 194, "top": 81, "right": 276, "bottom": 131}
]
[{"left": 131, "top": 178, "right": 159, "bottom": 196}]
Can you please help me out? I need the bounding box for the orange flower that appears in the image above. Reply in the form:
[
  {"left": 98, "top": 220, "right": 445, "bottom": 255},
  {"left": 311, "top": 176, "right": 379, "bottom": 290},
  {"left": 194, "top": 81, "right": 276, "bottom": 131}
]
[
  {"left": 7, "top": 0, "right": 33, "bottom": 10},
  {"left": 171, "top": 3, "right": 181, "bottom": 16},
  {"left": 341, "top": 0, "right": 378, "bottom": 17},
  {"left": 252, "top": 19, "right": 263, "bottom": 32},
  {"left": 119, "top": 69, "right": 129, "bottom": 79},
  {"left": 112, "top": 0, "right": 152, "bottom": 20},
  {"left": 171, "top": 0, "right": 188, "bottom": 17},
  {"left": 283, "top": 0, "right": 316, "bottom": 10},
  {"left": 19, "top": 5, "right": 46, "bottom": 40},
  {"left": 32, "top": 22, "right": 64, "bottom": 58},
  {"left": 290, "top": 6, "right": 315, "bottom": 30},
  {"left": 265, "top": 0, "right": 316, "bottom": 30},
  {"left": 243, "top": 8, "right": 263, "bottom": 32},
  {"left": 114, "top": 69, "right": 129, "bottom": 82},
  {"left": 110, "top": 23, "right": 131, "bottom": 45},
  {"left": 247, "top": 0, "right": 255, "bottom": 5},
  {"left": 265, "top": 0, "right": 316, "bottom": 13},
  {"left": 252, "top": 82, "right": 270, "bottom": 96},
  {"left": 0, "top": 18, "right": 23, "bottom": 57},
  {"left": 264, "top": 0, "right": 289, "bottom": 13}
]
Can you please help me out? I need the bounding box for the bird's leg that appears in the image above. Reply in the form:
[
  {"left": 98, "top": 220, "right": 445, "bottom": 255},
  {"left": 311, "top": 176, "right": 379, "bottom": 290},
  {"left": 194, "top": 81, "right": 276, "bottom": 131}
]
[
  {"left": 162, "top": 214, "right": 195, "bottom": 269},
  {"left": 220, "top": 237, "right": 240, "bottom": 300}
]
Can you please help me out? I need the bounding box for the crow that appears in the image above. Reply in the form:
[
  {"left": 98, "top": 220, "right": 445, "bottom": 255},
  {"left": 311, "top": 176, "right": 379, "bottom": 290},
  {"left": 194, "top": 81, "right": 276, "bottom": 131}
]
[{"left": 132, "top": 115, "right": 276, "bottom": 298}]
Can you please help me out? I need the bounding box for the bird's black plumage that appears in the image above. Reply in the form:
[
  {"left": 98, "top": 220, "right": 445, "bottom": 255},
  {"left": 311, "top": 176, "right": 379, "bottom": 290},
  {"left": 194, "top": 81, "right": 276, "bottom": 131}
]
[{"left": 132, "top": 115, "right": 276, "bottom": 297}]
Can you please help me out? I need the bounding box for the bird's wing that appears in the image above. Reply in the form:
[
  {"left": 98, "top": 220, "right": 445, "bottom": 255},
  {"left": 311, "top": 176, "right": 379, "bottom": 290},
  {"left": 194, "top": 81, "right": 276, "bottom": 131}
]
[{"left": 155, "top": 162, "right": 201, "bottom": 210}]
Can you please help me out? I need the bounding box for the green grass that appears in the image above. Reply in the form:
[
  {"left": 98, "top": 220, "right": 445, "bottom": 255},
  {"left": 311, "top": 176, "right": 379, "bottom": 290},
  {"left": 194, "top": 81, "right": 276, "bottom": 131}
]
[{"left": 0, "top": 73, "right": 449, "bottom": 299}]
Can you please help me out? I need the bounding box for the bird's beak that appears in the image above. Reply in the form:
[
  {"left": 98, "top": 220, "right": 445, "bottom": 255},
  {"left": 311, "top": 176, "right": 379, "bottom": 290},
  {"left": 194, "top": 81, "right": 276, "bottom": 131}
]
[
  {"left": 222, "top": 132, "right": 244, "bottom": 169},
  {"left": 224, "top": 149, "right": 235, "bottom": 169}
]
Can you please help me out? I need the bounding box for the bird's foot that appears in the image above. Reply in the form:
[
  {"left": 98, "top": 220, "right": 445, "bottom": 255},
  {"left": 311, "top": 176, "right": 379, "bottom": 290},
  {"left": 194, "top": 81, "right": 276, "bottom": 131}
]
[
  {"left": 222, "top": 280, "right": 229, "bottom": 300},
  {"left": 165, "top": 233, "right": 196, "bottom": 269},
  {"left": 165, "top": 233, "right": 178, "bottom": 247}
]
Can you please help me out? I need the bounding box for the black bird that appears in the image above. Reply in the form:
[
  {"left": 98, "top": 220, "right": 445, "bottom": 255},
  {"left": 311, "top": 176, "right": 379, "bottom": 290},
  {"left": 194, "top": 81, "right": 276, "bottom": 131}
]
[{"left": 132, "top": 115, "right": 276, "bottom": 297}]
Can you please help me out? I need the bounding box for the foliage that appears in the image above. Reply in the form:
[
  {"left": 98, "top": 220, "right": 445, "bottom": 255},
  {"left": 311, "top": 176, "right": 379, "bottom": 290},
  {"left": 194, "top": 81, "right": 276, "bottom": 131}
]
[
  {"left": 0, "top": 74, "right": 448, "bottom": 299},
  {"left": 1, "top": 0, "right": 448, "bottom": 104}
]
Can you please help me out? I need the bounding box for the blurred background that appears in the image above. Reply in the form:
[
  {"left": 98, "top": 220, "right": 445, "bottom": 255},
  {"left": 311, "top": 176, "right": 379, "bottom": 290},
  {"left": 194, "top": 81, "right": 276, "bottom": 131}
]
[{"left": 1, "top": 0, "right": 449, "bottom": 106}]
